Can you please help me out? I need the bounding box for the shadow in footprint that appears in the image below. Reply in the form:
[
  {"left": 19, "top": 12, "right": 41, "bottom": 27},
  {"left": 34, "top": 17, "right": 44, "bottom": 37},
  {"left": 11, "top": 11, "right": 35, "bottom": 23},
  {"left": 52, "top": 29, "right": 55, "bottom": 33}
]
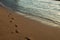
[
  {"left": 15, "top": 29, "right": 19, "bottom": 33},
  {"left": 11, "top": 18, "right": 15, "bottom": 20},
  {"left": 8, "top": 13, "right": 12, "bottom": 17},
  {"left": 9, "top": 20, "right": 13, "bottom": 23},
  {"left": 15, "top": 24, "right": 18, "bottom": 27},
  {"left": 25, "top": 37, "right": 30, "bottom": 40}
]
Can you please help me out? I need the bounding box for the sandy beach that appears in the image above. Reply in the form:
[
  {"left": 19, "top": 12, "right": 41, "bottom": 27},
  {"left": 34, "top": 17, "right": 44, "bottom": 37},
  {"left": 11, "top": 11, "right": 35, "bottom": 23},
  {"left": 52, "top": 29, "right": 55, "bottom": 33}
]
[{"left": 0, "top": 6, "right": 60, "bottom": 40}]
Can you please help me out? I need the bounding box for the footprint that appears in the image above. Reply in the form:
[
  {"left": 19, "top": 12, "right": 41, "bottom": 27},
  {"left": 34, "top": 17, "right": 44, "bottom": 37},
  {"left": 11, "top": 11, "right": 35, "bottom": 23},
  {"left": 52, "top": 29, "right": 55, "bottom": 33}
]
[
  {"left": 15, "top": 24, "right": 18, "bottom": 27},
  {"left": 8, "top": 13, "right": 12, "bottom": 17},
  {"left": 25, "top": 37, "right": 30, "bottom": 40},
  {"left": 15, "top": 29, "right": 19, "bottom": 33},
  {"left": 11, "top": 17, "right": 14, "bottom": 20},
  {"left": 11, "top": 31, "right": 14, "bottom": 34},
  {"left": 9, "top": 20, "right": 13, "bottom": 23}
]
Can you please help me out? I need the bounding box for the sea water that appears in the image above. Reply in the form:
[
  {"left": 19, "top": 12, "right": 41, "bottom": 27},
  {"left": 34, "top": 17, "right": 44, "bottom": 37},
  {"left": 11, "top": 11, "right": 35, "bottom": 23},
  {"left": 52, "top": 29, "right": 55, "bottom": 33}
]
[{"left": 0, "top": 0, "right": 60, "bottom": 27}]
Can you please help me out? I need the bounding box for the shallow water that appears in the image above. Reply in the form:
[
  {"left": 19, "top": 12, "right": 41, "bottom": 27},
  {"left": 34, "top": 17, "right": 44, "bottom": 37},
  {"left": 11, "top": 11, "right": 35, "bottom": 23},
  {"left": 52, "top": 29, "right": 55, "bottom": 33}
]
[{"left": 0, "top": 0, "right": 60, "bottom": 27}]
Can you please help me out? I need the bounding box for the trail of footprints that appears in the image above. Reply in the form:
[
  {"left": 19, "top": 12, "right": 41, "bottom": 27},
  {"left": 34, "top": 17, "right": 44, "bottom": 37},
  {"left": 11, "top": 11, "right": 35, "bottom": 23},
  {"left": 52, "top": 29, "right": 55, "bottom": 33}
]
[{"left": 8, "top": 13, "right": 30, "bottom": 40}]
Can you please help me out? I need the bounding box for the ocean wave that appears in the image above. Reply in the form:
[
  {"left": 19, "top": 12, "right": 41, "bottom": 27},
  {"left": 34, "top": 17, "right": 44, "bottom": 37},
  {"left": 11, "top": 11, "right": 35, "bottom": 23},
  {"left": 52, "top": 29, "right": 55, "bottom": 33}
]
[{"left": 1, "top": 0, "right": 60, "bottom": 27}]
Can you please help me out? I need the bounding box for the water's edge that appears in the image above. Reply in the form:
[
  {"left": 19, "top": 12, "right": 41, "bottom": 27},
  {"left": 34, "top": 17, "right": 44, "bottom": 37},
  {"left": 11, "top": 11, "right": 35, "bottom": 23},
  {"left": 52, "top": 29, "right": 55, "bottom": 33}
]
[{"left": 0, "top": 1, "right": 60, "bottom": 27}]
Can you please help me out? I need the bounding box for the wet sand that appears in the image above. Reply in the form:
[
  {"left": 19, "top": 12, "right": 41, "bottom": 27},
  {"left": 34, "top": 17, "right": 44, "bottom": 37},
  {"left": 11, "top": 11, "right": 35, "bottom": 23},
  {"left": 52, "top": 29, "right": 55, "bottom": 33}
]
[{"left": 0, "top": 6, "right": 60, "bottom": 40}]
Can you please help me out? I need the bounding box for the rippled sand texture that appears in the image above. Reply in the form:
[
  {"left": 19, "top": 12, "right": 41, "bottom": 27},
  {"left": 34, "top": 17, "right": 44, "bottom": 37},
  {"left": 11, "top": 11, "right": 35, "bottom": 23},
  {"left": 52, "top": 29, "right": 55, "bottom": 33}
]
[{"left": 1, "top": 6, "right": 60, "bottom": 40}]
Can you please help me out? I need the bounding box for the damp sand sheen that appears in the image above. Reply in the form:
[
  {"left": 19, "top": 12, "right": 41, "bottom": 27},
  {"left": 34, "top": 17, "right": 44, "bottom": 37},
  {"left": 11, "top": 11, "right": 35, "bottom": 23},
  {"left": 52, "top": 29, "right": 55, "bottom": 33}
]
[{"left": 0, "top": 0, "right": 60, "bottom": 27}]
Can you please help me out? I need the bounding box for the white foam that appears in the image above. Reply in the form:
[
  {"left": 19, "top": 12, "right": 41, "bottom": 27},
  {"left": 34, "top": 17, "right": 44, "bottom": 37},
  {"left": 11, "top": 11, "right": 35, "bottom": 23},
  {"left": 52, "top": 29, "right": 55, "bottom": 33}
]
[
  {"left": 0, "top": 2, "right": 60, "bottom": 28},
  {"left": 16, "top": 12, "right": 60, "bottom": 28}
]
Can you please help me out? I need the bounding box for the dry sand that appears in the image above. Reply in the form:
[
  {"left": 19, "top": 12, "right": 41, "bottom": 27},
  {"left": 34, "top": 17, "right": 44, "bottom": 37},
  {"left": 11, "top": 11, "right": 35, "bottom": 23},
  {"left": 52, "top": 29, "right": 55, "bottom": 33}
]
[{"left": 0, "top": 6, "right": 60, "bottom": 40}]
